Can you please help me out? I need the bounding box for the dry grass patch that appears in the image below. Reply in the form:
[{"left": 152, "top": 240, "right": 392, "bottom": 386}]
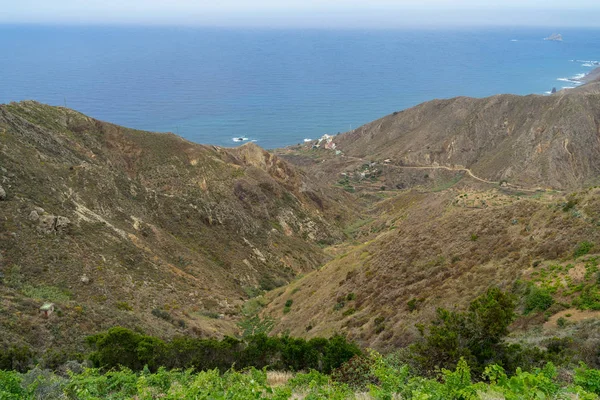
[{"left": 266, "top": 371, "right": 294, "bottom": 387}]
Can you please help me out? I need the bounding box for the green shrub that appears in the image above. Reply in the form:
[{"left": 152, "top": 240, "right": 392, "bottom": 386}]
[
  {"left": 3, "top": 356, "right": 600, "bottom": 398},
  {"left": 86, "top": 327, "right": 167, "bottom": 371},
  {"left": 0, "top": 370, "right": 25, "bottom": 397},
  {"left": 283, "top": 299, "right": 293, "bottom": 314},
  {"left": 574, "top": 241, "right": 594, "bottom": 258},
  {"left": 407, "top": 298, "right": 424, "bottom": 311},
  {"left": 575, "top": 363, "right": 600, "bottom": 394},
  {"left": 524, "top": 285, "right": 554, "bottom": 314},
  {"left": 563, "top": 199, "right": 578, "bottom": 212},
  {"left": 0, "top": 345, "right": 35, "bottom": 372},
  {"left": 574, "top": 285, "right": 600, "bottom": 310},
  {"left": 116, "top": 301, "right": 133, "bottom": 311},
  {"left": 331, "top": 355, "right": 377, "bottom": 389},
  {"left": 343, "top": 308, "right": 356, "bottom": 316},
  {"left": 85, "top": 328, "right": 360, "bottom": 374},
  {"left": 411, "top": 287, "right": 516, "bottom": 374},
  {"left": 151, "top": 308, "right": 172, "bottom": 321}
]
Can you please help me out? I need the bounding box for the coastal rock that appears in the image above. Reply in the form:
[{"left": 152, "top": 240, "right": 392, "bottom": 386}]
[{"left": 544, "top": 33, "right": 563, "bottom": 41}]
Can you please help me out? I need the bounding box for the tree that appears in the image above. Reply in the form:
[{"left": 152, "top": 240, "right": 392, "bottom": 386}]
[{"left": 411, "top": 287, "right": 516, "bottom": 374}]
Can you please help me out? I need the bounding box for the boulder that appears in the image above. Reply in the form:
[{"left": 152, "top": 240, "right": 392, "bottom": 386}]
[
  {"left": 55, "top": 216, "right": 71, "bottom": 233},
  {"left": 38, "top": 215, "right": 57, "bottom": 234},
  {"left": 0, "top": 185, "right": 5, "bottom": 200},
  {"left": 29, "top": 210, "right": 40, "bottom": 221},
  {"left": 37, "top": 215, "right": 70, "bottom": 234}
]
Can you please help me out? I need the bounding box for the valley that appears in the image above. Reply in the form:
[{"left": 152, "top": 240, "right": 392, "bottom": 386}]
[{"left": 2, "top": 74, "right": 600, "bottom": 378}]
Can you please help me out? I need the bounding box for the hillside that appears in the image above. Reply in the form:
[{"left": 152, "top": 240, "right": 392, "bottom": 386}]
[
  {"left": 262, "top": 78, "right": 600, "bottom": 351},
  {"left": 0, "top": 101, "right": 355, "bottom": 355},
  {"left": 262, "top": 187, "right": 600, "bottom": 349},
  {"left": 5, "top": 76, "right": 600, "bottom": 362},
  {"left": 279, "top": 79, "right": 600, "bottom": 191}
]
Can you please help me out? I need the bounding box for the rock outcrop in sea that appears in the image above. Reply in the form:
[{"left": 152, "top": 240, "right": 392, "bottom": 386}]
[{"left": 544, "top": 33, "right": 563, "bottom": 41}]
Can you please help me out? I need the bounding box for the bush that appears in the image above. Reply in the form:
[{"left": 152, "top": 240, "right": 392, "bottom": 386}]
[
  {"left": 3, "top": 356, "right": 600, "bottom": 398},
  {"left": 574, "top": 241, "right": 594, "bottom": 259},
  {"left": 410, "top": 287, "right": 516, "bottom": 374},
  {"left": 407, "top": 298, "right": 424, "bottom": 311},
  {"left": 524, "top": 285, "right": 554, "bottom": 314},
  {"left": 563, "top": 199, "right": 578, "bottom": 212},
  {"left": 331, "top": 355, "right": 378, "bottom": 389},
  {"left": 86, "top": 327, "right": 166, "bottom": 371},
  {"left": 574, "top": 285, "right": 600, "bottom": 310},
  {"left": 0, "top": 370, "right": 25, "bottom": 398},
  {"left": 85, "top": 328, "right": 360, "bottom": 374},
  {"left": 575, "top": 363, "right": 600, "bottom": 394},
  {"left": 151, "top": 308, "right": 172, "bottom": 321},
  {"left": 116, "top": 301, "right": 133, "bottom": 311},
  {"left": 0, "top": 345, "right": 35, "bottom": 372},
  {"left": 283, "top": 299, "right": 293, "bottom": 314}
]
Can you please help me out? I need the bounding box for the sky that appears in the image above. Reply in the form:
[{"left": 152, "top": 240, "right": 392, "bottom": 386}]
[{"left": 3, "top": 0, "right": 600, "bottom": 28}]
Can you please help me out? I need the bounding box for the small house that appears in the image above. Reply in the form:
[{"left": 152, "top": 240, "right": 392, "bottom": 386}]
[{"left": 40, "top": 303, "right": 55, "bottom": 318}]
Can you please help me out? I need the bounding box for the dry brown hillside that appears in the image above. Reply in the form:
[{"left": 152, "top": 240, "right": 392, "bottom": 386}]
[
  {"left": 262, "top": 186, "right": 600, "bottom": 350},
  {"left": 0, "top": 101, "right": 355, "bottom": 354},
  {"left": 262, "top": 78, "right": 600, "bottom": 350},
  {"left": 282, "top": 80, "right": 600, "bottom": 191}
]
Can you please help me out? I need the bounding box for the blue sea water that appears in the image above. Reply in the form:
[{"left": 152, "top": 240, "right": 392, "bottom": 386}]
[{"left": 1, "top": 25, "right": 599, "bottom": 149}]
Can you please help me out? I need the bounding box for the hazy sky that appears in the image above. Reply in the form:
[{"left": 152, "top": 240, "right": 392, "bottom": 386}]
[{"left": 4, "top": 0, "right": 600, "bottom": 28}]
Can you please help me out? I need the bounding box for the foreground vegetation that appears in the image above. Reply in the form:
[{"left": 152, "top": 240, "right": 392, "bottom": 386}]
[
  {"left": 3, "top": 355, "right": 600, "bottom": 399},
  {"left": 4, "top": 288, "right": 600, "bottom": 398}
]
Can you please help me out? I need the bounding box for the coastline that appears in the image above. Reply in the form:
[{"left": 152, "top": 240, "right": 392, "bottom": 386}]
[{"left": 578, "top": 66, "right": 600, "bottom": 83}]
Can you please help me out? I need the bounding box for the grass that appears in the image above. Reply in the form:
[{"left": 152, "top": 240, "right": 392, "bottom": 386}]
[
  {"left": 343, "top": 218, "right": 375, "bottom": 238},
  {"left": 20, "top": 285, "right": 72, "bottom": 302},
  {"left": 430, "top": 174, "right": 463, "bottom": 192}
]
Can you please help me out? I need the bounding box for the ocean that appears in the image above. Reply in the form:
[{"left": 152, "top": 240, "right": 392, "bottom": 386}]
[{"left": 1, "top": 25, "right": 599, "bottom": 149}]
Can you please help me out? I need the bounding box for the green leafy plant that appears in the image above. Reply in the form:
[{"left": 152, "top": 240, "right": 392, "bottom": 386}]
[
  {"left": 524, "top": 285, "right": 554, "bottom": 314},
  {"left": 574, "top": 241, "right": 594, "bottom": 259}
]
